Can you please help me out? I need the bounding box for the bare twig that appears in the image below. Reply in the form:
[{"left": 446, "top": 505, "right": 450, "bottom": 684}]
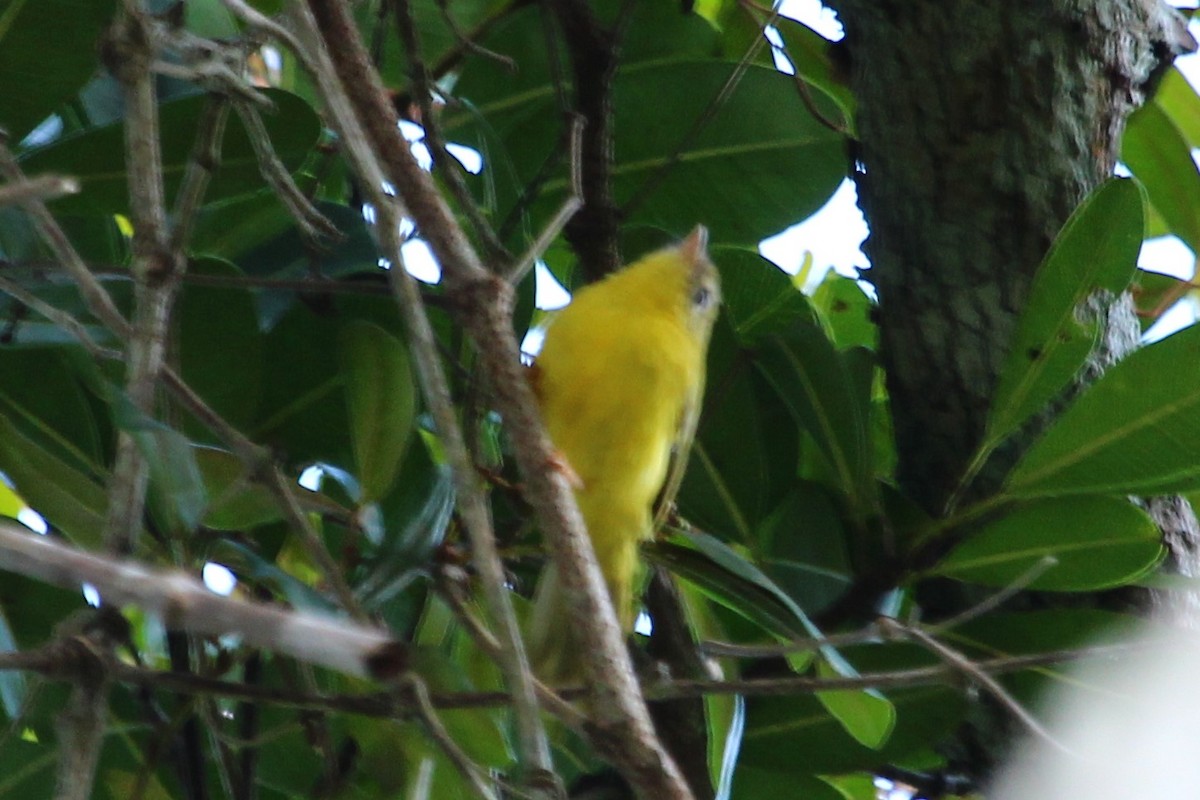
[
  {"left": 395, "top": 0, "right": 509, "bottom": 265},
  {"left": 927, "top": 556, "right": 1060, "bottom": 633},
  {"left": 0, "top": 144, "right": 130, "bottom": 337},
  {"left": 52, "top": 635, "right": 111, "bottom": 800},
  {"left": 400, "top": 675, "right": 501, "bottom": 800},
  {"left": 296, "top": 2, "right": 693, "bottom": 794},
  {"left": 169, "top": 96, "right": 230, "bottom": 252},
  {"left": 0, "top": 276, "right": 122, "bottom": 360},
  {"left": 0, "top": 175, "right": 79, "bottom": 207},
  {"left": 103, "top": 5, "right": 178, "bottom": 555},
  {"left": 230, "top": 98, "right": 341, "bottom": 242},
  {"left": 287, "top": 3, "right": 561, "bottom": 789},
  {"left": 0, "top": 635, "right": 1141, "bottom": 716},
  {"left": 504, "top": 116, "right": 584, "bottom": 285},
  {"left": 879, "top": 617, "right": 1073, "bottom": 756},
  {"left": 0, "top": 521, "right": 401, "bottom": 678}
]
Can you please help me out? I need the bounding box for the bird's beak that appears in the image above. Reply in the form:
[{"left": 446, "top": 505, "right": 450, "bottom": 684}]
[{"left": 680, "top": 224, "right": 709, "bottom": 264}]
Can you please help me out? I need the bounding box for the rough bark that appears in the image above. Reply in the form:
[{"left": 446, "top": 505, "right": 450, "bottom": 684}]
[
  {"left": 826, "top": 0, "right": 1200, "bottom": 783},
  {"left": 829, "top": 0, "right": 1191, "bottom": 512}
]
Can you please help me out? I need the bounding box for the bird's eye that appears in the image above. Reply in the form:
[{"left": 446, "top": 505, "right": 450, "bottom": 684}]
[{"left": 692, "top": 286, "right": 714, "bottom": 309}]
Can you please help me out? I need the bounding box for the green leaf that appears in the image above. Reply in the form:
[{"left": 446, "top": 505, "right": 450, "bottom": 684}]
[
  {"left": 339, "top": 321, "right": 417, "bottom": 504},
  {"left": 986, "top": 178, "right": 1144, "bottom": 447},
  {"left": 934, "top": 497, "right": 1164, "bottom": 591},
  {"left": 1122, "top": 102, "right": 1200, "bottom": 253},
  {"left": 0, "top": 414, "right": 106, "bottom": 547},
  {"left": 20, "top": 89, "right": 321, "bottom": 215},
  {"left": 136, "top": 427, "right": 208, "bottom": 537},
  {"left": 756, "top": 324, "right": 875, "bottom": 510},
  {"left": 449, "top": 57, "right": 846, "bottom": 246},
  {"left": 811, "top": 272, "right": 877, "bottom": 351},
  {"left": 815, "top": 660, "right": 895, "bottom": 749},
  {"left": 681, "top": 313, "right": 798, "bottom": 539},
  {"left": 647, "top": 532, "right": 816, "bottom": 641},
  {"left": 769, "top": 15, "right": 856, "bottom": 126},
  {"left": 177, "top": 258, "right": 264, "bottom": 432},
  {"left": 1152, "top": 66, "right": 1200, "bottom": 150},
  {"left": 254, "top": 304, "right": 351, "bottom": 468},
  {"left": 0, "top": 0, "right": 115, "bottom": 142},
  {"left": 740, "top": 642, "right": 965, "bottom": 774},
  {"left": 195, "top": 447, "right": 280, "bottom": 531},
  {"left": 1005, "top": 324, "right": 1200, "bottom": 496},
  {"left": 758, "top": 484, "right": 852, "bottom": 616}
]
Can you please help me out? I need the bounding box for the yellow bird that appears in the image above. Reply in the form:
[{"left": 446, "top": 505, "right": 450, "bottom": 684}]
[{"left": 527, "top": 225, "right": 721, "bottom": 680}]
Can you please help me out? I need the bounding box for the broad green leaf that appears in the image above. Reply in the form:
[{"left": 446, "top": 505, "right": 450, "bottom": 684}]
[
  {"left": 1153, "top": 66, "right": 1200, "bottom": 149},
  {"left": 177, "top": 257, "right": 264, "bottom": 432},
  {"left": 0, "top": 347, "right": 106, "bottom": 472},
  {"left": 20, "top": 89, "right": 321, "bottom": 215},
  {"left": 732, "top": 768, "right": 847, "bottom": 800},
  {"left": 647, "top": 537, "right": 813, "bottom": 642},
  {"left": 812, "top": 272, "right": 877, "bottom": 351},
  {"left": 758, "top": 484, "right": 853, "bottom": 617},
  {"left": 0, "top": 484, "right": 21, "bottom": 520},
  {"left": 136, "top": 427, "right": 208, "bottom": 537},
  {"left": 1134, "top": 267, "right": 1193, "bottom": 331},
  {"left": 1006, "top": 323, "right": 1200, "bottom": 496},
  {"left": 449, "top": 57, "right": 846, "bottom": 246},
  {"left": 756, "top": 324, "right": 875, "bottom": 510},
  {"left": 339, "top": 321, "right": 417, "bottom": 504},
  {"left": 0, "top": 0, "right": 115, "bottom": 142},
  {"left": 935, "top": 497, "right": 1163, "bottom": 591},
  {"left": 986, "top": 178, "right": 1144, "bottom": 446},
  {"left": 195, "top": 447, "right": 280, "bottom": 530},
  {"left": 714, "top": 246, "right": 820, "bottom": 344},
  {"left": 254, "top": 304, "right": 351, "bottom": 468},
  {"left": 1122, "top": 102, "right": 1200, "bottom": 253},
  {"left": 681, "top": 310, "right": 798, "bottom": 539},
  {"left": 815, "top": 659, "right": 895, "bottom": 749},
  {"left": 359, "top": 440, "right": 453, "bottom": 609},
  {"left": 0, "top": 414, "right": 106, "bottom": 547},
  {"left": 740, "top": 641, "right": 965, "bottom": 774}
]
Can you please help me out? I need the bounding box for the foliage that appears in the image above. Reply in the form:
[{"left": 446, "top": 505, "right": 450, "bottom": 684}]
[{"left": 0, "top": 0, "right": 1197, "bottom": 798}]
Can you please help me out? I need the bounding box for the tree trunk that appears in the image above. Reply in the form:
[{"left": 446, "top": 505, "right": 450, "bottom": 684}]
[
  {"left": 826, "top": 0, "right": 1200, "bottom": 782},
  {"left": 829, "top": 0, "right": 1191, "bottom": 511}
]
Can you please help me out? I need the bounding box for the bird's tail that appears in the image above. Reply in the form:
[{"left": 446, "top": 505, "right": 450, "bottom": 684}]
[{"left": 527, "top": 535, "right": 641, "bottom": 683}]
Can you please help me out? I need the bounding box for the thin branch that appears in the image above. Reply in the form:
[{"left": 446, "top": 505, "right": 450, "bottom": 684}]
[
  {"left": 0, "top": 276, "right": 123, "bottom": 360},
  {"left": 0, "top": 175, "right": 79, "bottom": 207},
  {"left": 395, "top": 0, "right": 510, "bottom": 265},
  {"left": 504, "top": 116, "right": 584, "bottom": 285},
  {"left": 0, "top": 638, "right": 1139, "bottom": 716},
  {"left": 879, "top": 618, "right": 1073, "bottom": 756},
  {"left": 230, "top": 98, "right": 342, "bottom": 242},
  {"left": 927, "top": 555, "right": 1059, "bottom": 633},
  {"left": 0, "top": 144, "right": 130, "bottom": 337},
  {"left": 400, "top": 675, "right": 501, "bottom": 800},
  {"left": 288, "top": 1, "right": 563, "bottom": 785},
  {"left": 169, "top": 96, "right": 230, "bottom": 252},
  {"left": 0, "top": 522, "right": 402, "bottom": 679},
  {"left": 295, "top": 3, "right": 691, "bottom": 795},
  {"left": 103, "top": 5, "right": 177, "bottom": 555},
  {"left": 52, "top": 633, "right": 112, "bottom": 800}
]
